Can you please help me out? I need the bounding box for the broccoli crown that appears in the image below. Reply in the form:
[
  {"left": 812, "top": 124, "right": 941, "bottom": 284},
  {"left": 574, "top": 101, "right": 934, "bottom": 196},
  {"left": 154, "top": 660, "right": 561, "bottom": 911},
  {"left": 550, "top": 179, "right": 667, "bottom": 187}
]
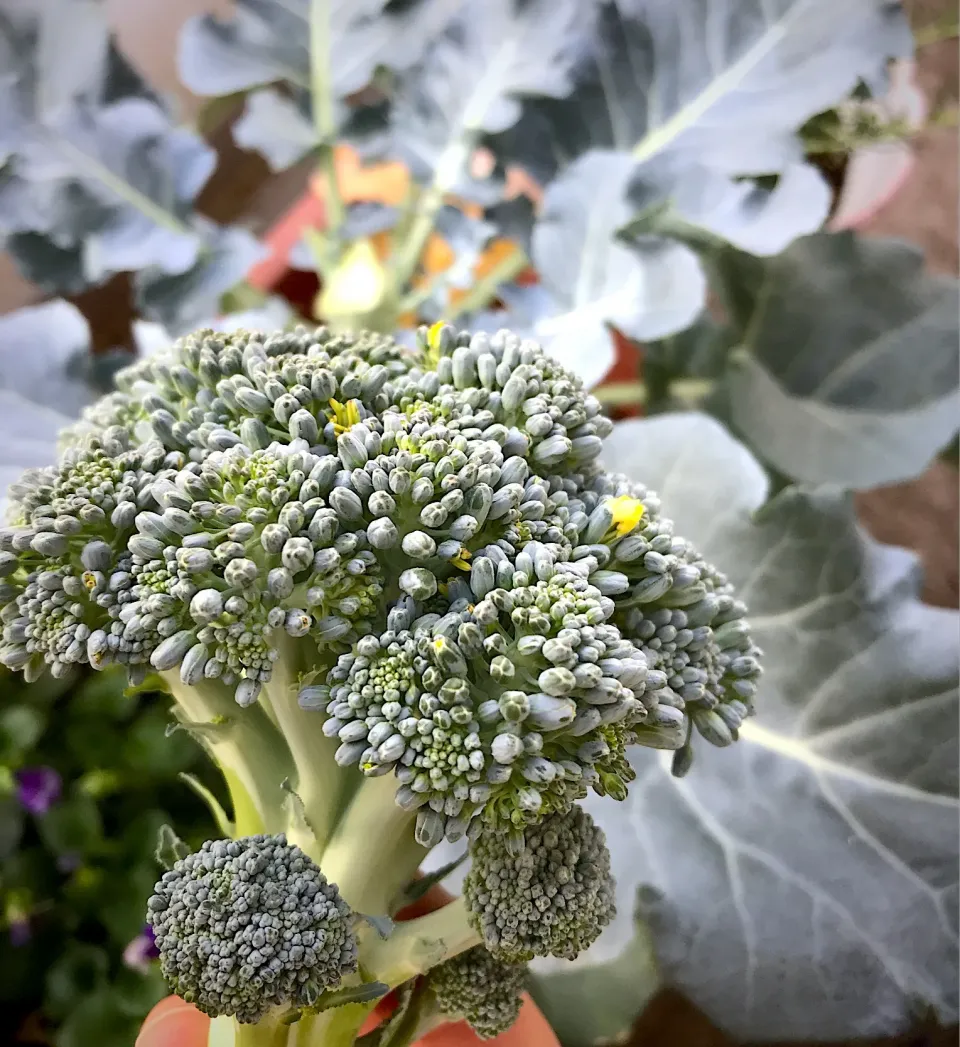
[
  {"left": 0, "top": 323, "right": 761, "bottom": 836},
  {"left": 428, "top": 946, "right": 527, "bottom": 1040},
  {"left": 146, "top": 834, "right": 357, "bottom": 1023},
  {"left": 462, "top": 805, "right": 615, "bottom": 963}
]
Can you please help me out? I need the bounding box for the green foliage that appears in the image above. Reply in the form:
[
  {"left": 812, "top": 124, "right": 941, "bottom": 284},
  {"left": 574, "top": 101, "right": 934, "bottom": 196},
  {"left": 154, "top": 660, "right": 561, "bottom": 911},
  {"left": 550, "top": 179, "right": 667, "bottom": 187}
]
[
  {"left": 0, "top": 668, "right": 218, "bottom": 1046},
  {"left": 528, "top": 413, "right": 959, "bottom": 1043}
]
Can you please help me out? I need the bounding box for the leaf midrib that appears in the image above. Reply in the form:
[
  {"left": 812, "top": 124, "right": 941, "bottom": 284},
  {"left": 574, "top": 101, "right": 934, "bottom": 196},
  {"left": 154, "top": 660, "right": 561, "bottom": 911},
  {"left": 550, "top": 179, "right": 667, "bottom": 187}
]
[{"left": 739, "top": 720, "right": 959, "bottom": 807}]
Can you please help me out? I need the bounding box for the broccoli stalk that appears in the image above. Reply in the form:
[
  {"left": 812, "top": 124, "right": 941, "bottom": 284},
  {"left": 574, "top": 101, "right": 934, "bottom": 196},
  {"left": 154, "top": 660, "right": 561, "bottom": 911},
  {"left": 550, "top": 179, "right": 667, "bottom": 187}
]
[{"left": 0, "top": 323, "right": 763, "bottom": 1045}]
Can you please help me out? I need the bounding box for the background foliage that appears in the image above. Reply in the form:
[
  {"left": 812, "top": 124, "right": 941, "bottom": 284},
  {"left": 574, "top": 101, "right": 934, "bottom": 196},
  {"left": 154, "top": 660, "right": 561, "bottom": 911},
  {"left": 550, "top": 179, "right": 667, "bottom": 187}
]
[{"left": 0, "top": 1, "right": 956, "bottom": 1045}]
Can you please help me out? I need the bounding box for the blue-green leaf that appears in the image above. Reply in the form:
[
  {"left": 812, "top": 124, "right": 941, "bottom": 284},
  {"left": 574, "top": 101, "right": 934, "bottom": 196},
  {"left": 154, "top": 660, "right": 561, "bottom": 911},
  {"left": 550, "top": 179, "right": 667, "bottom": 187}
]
[
  {"left": 709, "top": 232, "right": 960, "bottom": 488},
  {"left": 551, "top": 412, "right": 959, "bottom": 1041}
]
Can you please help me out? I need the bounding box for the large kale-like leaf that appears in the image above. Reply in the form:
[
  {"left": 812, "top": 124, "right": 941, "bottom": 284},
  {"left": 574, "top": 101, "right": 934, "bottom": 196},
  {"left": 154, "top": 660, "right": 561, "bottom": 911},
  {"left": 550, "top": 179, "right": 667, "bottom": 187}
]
[
  {"left": 530, "top": 413, "right": 958, "bottom": 1044},
  {"left": 178, "top": 0, "right": 460, "bottom": 170},
  {"left": 511, "top": 0, "right": 910, "bottom": 179},
  {"left": 707, "top": 232, "right": 960, "bottom": 489},
  {"left": 389, "top": 0, "right": 595, "bottom": 190},
  {"left": 495, "top": 0, "right": 907, "bottom": 354},
  {"left": 530, "top": 150, "right": 705, "bottom": 386},
  {"left": 0, "top": 299, "right": 95, "bottom": 518},
  {"left": 134, "top": 223, "right": 267, "bottom": 335},
  {"left": 0, "top": 2, "right": 214, "bottom": 288}
]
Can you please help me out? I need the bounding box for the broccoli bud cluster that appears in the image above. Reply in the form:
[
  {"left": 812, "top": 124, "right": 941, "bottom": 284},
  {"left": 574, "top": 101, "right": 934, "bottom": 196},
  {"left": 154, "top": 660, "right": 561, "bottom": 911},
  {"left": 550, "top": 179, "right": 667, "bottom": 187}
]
[
  {"left": 428, "top": 946, "right": 527, "bottom": 1040},
  {"left": 146, "top": 834, "right": 357, "bottom": 1023},
  {"left": 463, "top": 805, "right": 615, "bottom": 963},
  {"left": 0, "top": 322, "right": 761, "bottom": 839},
  {"left": 311, "top": 558, "right": 649, "bottom": 845}
]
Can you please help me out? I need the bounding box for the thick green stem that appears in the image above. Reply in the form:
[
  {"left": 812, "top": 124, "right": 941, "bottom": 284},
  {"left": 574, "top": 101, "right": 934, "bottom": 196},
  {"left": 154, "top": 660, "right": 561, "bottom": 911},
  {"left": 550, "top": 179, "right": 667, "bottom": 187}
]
[
  {"left": 259, "top": 640, "right": 347, "bottom": 854},
  {"left": 162, "top": 673, "right": 293, "bottom": 837},
  {"left": 444, "top": 245, "right": 529, "bottom": 322},
  {"left": 365, "top": 896, "right": 481, "bottom": 989},
  {"left": 234, "top": 1013, "right": 289, "bottom": 1047},
  {"left": 310, "top": 0, "right": 345, "bottom": 254},
  {"left": 593, "top": 377, "right": 714, "bottom": 408},
  {"left": 295, "top": 1001, "right": 372, "bottom": 1047},
  {"left": 319, "top": 774, "right": 426, "bottom": 915},
  {"left": 389, "top": 136, "right": 475, "bottom": 299}
]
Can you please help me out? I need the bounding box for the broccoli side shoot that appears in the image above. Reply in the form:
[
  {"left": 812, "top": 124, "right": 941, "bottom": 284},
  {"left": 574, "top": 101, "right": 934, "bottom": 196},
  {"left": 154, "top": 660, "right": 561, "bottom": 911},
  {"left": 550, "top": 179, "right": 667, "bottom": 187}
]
[
  {"left": 428, "top": 946, "right": 527, "bottom": 1040},
  {"left": 463, "top": 805, "right": 615, "bottom": 963},
  {"left": 147, "top": 834, "right": 357, "bottom": 1023}
]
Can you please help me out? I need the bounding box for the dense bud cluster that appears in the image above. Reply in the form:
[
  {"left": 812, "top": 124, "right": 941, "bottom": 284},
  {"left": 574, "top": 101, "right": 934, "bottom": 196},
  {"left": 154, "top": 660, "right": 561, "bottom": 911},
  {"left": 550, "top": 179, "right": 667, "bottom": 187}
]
[
  {"left": 462, "top": 805, "right": 615, "bottom": 963},
  {"left": 146, "top": 834, "right": 357, "bottom": 1023},
  {"left": 428, "top": 946, "right": 527, "bottom": 1040},
  {"left": 310, "top": 558, "right": 649, "bottom": 845},
  {"left": 0, "top": 321, "right": 761, "bottom": 836}
]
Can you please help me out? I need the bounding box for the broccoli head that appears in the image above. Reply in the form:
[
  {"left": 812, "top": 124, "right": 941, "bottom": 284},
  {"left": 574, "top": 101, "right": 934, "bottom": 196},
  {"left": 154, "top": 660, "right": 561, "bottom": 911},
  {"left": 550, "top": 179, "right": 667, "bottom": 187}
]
[
  {"left": 428, "top": 946, "right": 527, "bottom": 1040},
  {"left": 146, "top": 834, "right": 357, "bottom": 1023},
  {"left": 463, "top": 804, "right": 615, "bottom": 963},
  {"left": 0, "top": 322, "right": 763, "bottom": 1043}
]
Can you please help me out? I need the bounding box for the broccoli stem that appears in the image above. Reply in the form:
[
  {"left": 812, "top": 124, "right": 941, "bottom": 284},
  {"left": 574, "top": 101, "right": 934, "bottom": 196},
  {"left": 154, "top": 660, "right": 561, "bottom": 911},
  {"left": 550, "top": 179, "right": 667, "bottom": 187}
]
[
  {"left": 162, "top": 673, "right": 293, "bottom": 836},
  {"left": 259, "top": 639, "right": 349, "bottom": 853},
  {"left": 318, "top": 773, "right": 426, "bottom": 915},
  {"left": 233, "top": 1013, "right": 289, "bottom": 1047},
  {"left": 364, "top": 895, "right": 480, "bottom": 989},
  {"left": 294, "top": 1001, "right": 372, "bottom": 1047}
]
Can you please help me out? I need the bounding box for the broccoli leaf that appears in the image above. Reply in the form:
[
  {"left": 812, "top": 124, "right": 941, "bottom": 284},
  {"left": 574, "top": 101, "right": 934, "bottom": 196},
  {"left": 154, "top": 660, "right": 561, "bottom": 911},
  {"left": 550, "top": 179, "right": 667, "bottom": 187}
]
[
  {"left": 134, "top": 223, "right": 267, "bottom": 335},
  {"left": 154, "top": 824, "right": 190, "bottom": 870},
  {"left": 0, "top": 0, "right": 215, "bottom": 288},
  {"left": 628, "top": 162, "right": 832, "bottom": 257},
  {"left": 532, "top": 412, "right": 959, "bottom": 1043},
  {"left": 530, "top": 150, "right": 705, "bottom": 387},
  {"left": 178, "top": 0, "right": 458, "bottom": 100},
  {"left": 0, "top": 300, "right": 95, "bottom": 519},
  {"left": 0, "top": 299, "right": 94, "bottom": 418},
  {"left": 389, "top": 0, "right": 596, "bottom": 190},
  {"left": 509, "top": 0, "right": 910, "bottom": 180},
  {"left": 232, "top": 87, "right": 319, "bottom": 172},
  {"left": 705, "top": 232, "right": 960, "bottom": 490},
  {"left": 494, "top": 0, "right": 906, "bottom": 360}
]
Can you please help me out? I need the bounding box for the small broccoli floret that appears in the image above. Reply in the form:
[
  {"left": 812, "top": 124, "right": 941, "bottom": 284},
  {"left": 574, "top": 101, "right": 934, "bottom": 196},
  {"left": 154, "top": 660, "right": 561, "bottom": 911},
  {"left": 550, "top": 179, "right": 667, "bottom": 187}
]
[
  {"left": 428, "top": 946, "right": 526, "bottom": 1040},
  {"left": 462, "top": 805, "right": 614, "bottom": 963},
  {"left": 567, "top": 472, "right": 763, "bottom": 759},
  {"left": 311, "top": 555, "right": 650, "bottom": 845},
  {"left": 146, "top": 834, "right": 357, "bottom": 1023}
]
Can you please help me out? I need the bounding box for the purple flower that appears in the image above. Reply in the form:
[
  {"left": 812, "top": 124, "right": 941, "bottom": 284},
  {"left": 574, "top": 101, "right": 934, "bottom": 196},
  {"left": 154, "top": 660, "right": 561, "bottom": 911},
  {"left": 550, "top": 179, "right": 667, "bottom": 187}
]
[
  {"left": 15, "top": 766, "right": 62, "bottom": 816},
  {"left": 123, "top": 924, "right": 160, "bottom": 972},
  {"left": 8, "top": 914, "right": 30, "bottom": 947},
  {"left": 56, "top": 852, "right": 82, "bottom": 874}
]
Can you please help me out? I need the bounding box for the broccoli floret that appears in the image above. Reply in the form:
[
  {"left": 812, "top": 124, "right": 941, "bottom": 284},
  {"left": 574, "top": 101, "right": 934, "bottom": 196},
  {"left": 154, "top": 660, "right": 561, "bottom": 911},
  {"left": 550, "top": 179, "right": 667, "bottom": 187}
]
[
  {"left": 428, "top": 946, "right": 527, "bottom": 1040},
  {"left": 313, "top": 561, "right": 648, "bottom": 845},
  {"left": 146, "top": 834, "right": 357, "bottom": 1023},
  {"left": 462, "top": 805, "right": 615, "bottom": 963}
]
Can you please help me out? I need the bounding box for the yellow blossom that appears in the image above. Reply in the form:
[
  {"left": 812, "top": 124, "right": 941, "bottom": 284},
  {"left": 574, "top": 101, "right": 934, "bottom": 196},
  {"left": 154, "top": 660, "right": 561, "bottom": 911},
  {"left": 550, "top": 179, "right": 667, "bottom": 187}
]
[{"left": 608, "top": 495, "right": 645, "bottom": 538}]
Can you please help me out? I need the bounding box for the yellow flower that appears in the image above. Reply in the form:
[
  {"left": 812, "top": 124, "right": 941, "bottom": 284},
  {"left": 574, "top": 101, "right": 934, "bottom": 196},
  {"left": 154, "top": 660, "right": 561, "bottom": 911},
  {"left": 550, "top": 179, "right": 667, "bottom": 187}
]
[
  {"left": 327, "top": 397, "right": 361, "bottom": 436},
  {"left": 608, "top": 495, "right": 645, "bottom": 538},
  {"left": 423, "top": 320, "right": 447, "bottom": 368},
  {"left": 449, "top": 546, "right": 472, "bottom": 571}
]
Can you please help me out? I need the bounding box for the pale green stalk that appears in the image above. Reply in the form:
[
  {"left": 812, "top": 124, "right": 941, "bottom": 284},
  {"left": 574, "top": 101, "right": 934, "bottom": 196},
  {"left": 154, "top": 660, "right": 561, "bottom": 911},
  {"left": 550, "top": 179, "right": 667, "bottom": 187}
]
[
  {"left": 259, "top": 638, "right": 348, "bottom": 852},
  {"left": 162, "top": 673, "right": 293, "bottom": 835},
  {"left": 365, "top": 896, "right": 481, "bottom": 989},
  {"left": 318, "top": 773, "right": 426, "bottom": 915},
  {"left": 310, "top": 0, "right": 345, "bottom": 257},
  {"left": 444, "top": 245, "right": 529, "bottom": 322},
  {"left": 389, "top": 136, "right": 476, "bottom": 300}
]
